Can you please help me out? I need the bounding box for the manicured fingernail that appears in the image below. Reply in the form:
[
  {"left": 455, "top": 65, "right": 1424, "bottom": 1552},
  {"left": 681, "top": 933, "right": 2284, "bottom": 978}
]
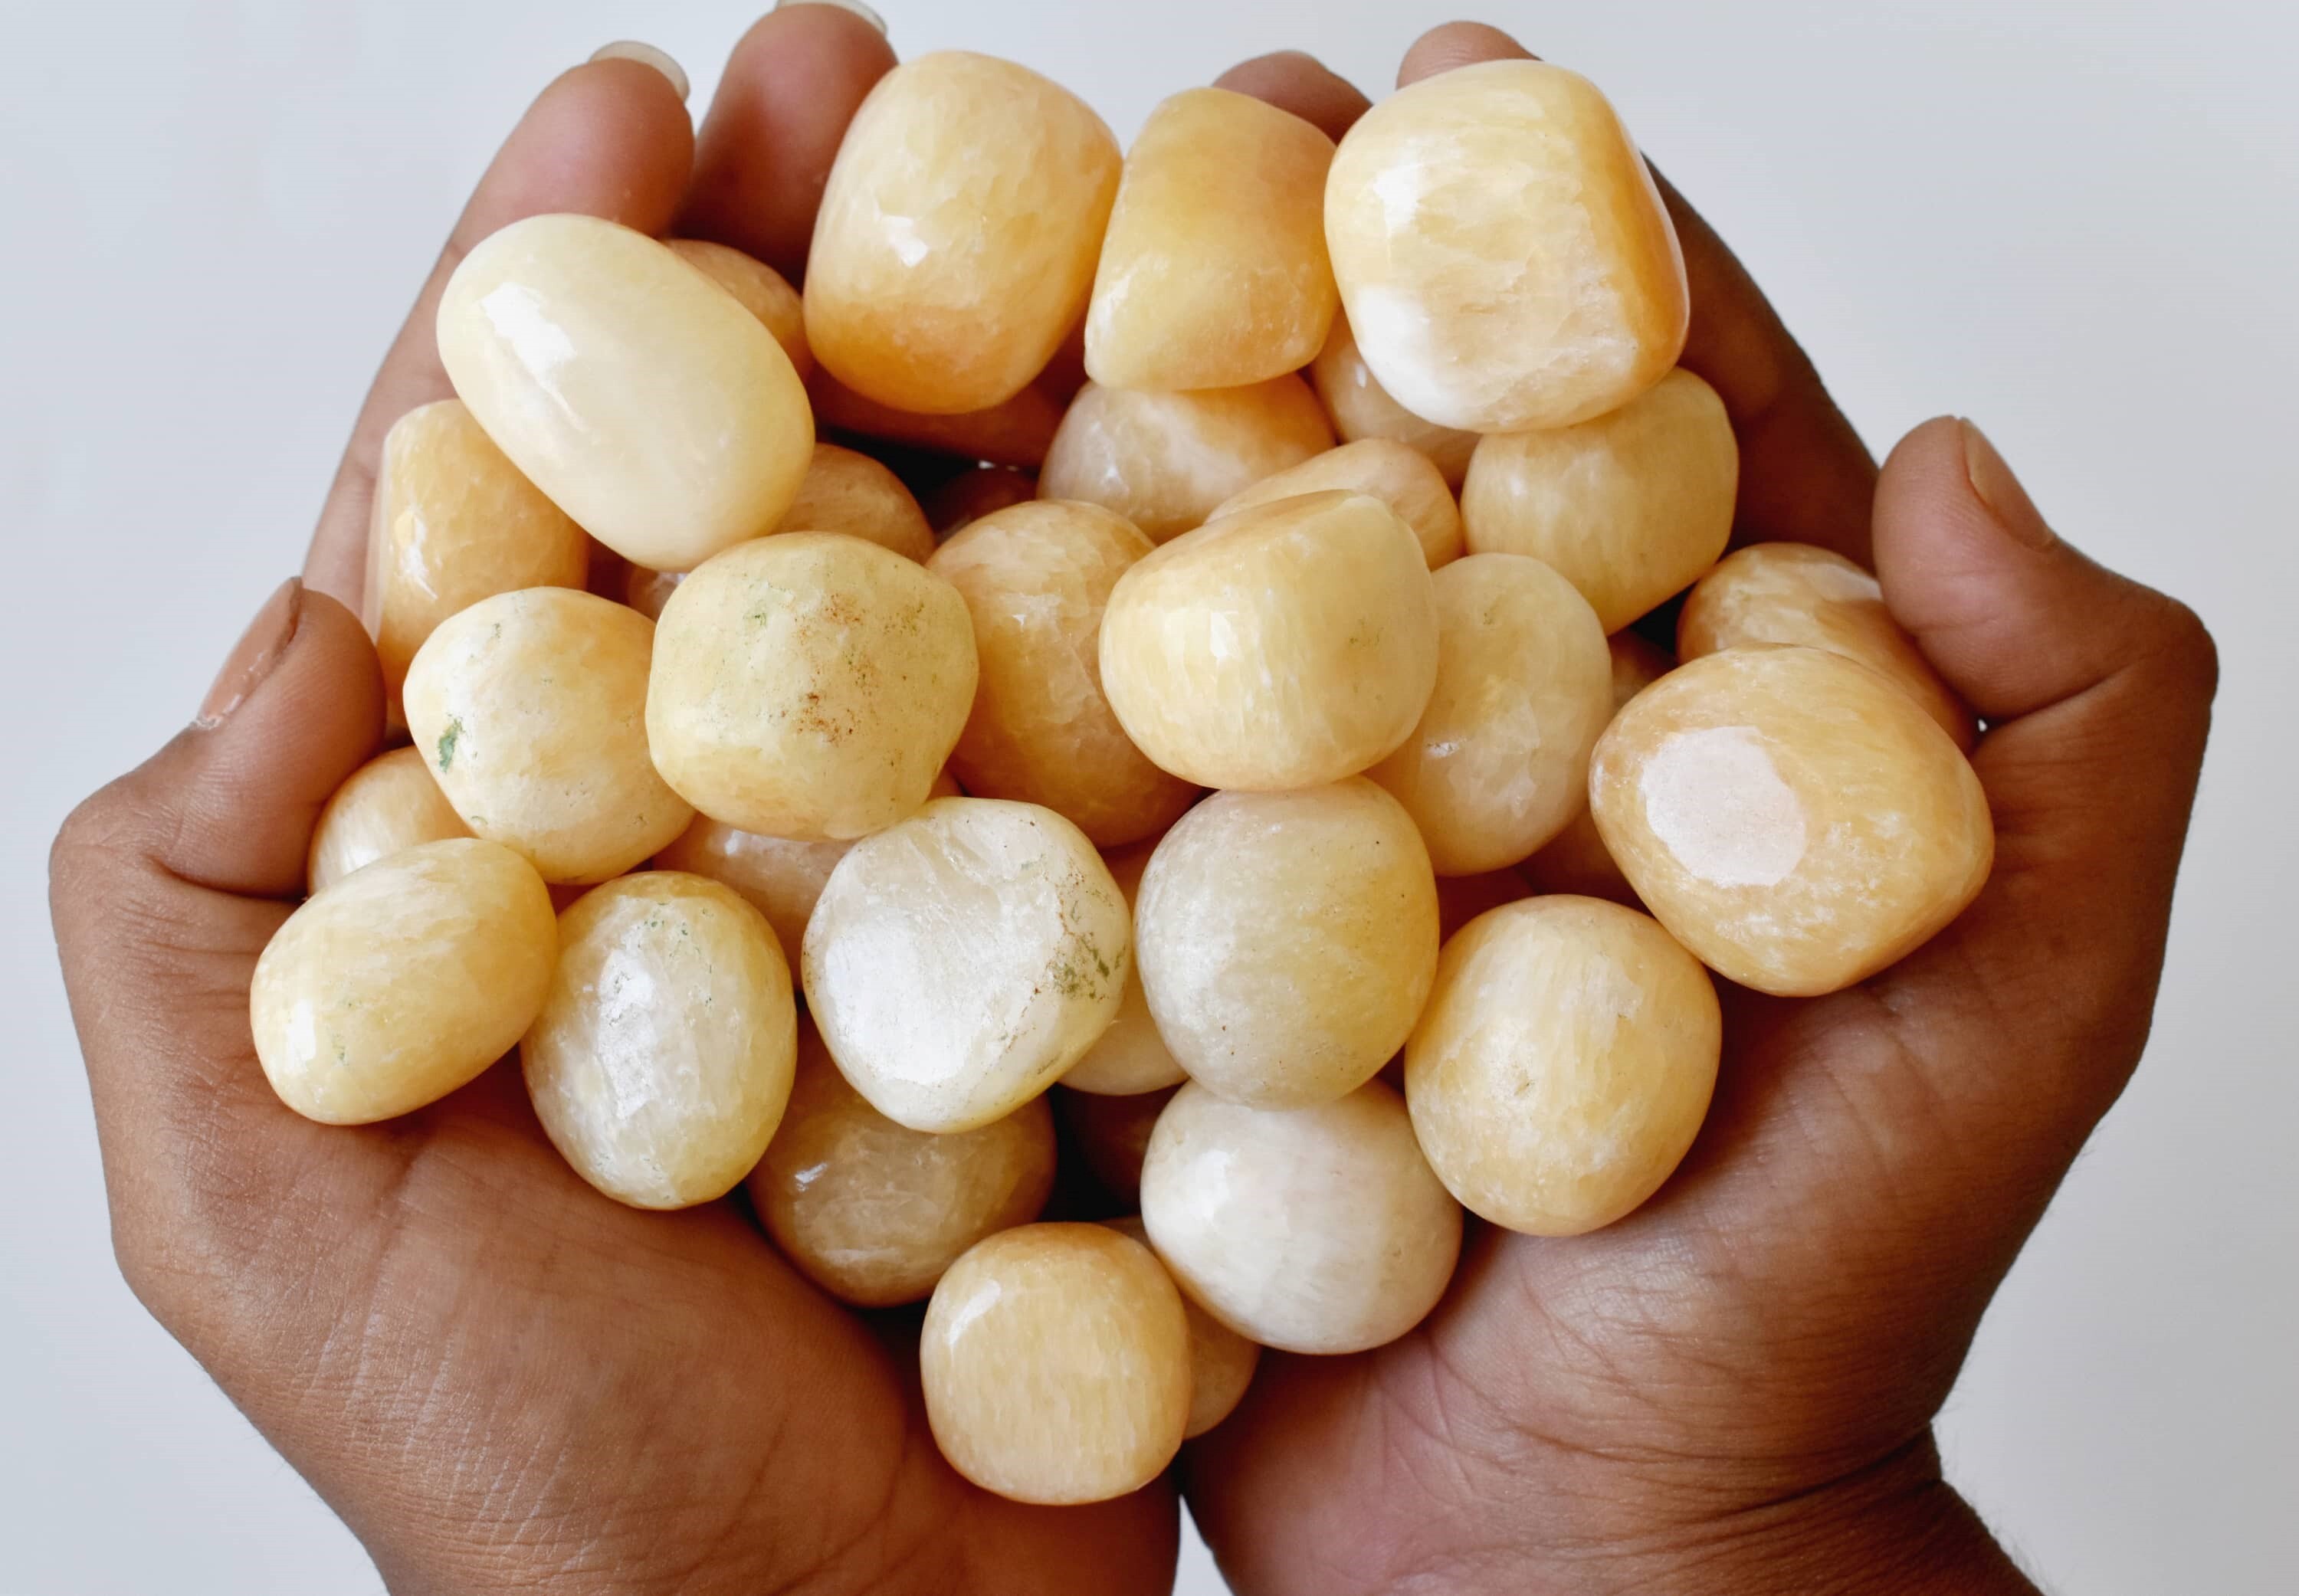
[
  {"left": 197, "top": 578, "right": 301, "bottom": 729},
  {"left": 590, "top": 41, "right": 691, "bottom": 100},
  {"left": 1960, "top": 420, "right": 2057, "bottom": 550},
  {"left": 773, "top": 0, "right": 889, "bottom": 38}
]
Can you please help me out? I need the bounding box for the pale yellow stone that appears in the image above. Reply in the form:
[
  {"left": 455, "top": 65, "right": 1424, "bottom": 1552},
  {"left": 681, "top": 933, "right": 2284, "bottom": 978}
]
[
  {"left": 806, "top": 368, "right": 1062, "bottom": 471},
  {"left": 403, "top": 588, "right": 693, "bottom": 883},
  {"left": 1084, "top": 87, "right": 1338, "bottom": 392},
  {"left": 802, "top": 798, "right": 1130, "bottom": 1133},
  {"left": 1589, "top": 647, "right": 1994, "bottom": 996},
  {"left": 1209, "top": 439, "right": 1463, "bottom": 569},
  {"left": 1325, "top": 60, "right": 1688, "bottom": 433},
  {"left": 251, "top": 838, "right": 556, "bottom": 1124},
  {"left": 1038, "top": 377, "right": 1334, "bottom": 543},
  {"left": 437, "top": 214, "right": 812, "bottom": 572},
  {"left": 926, "top": 466, "right": 1039, "bottom": 536},
  {"left": 646, "top": 534, "right": 977, "bottom": 841},
  {"left": 1099, "top": 490, "right": 1438, "bottom": 790},
  {"left": 1406, "top": 896, "right": 1720, "bottom": 1235},
  {"left": 922, "top": 1224, "right": 1191, "bottom": 1505},
  {"left": 1057, "top": 1083, "right": 1176, "bottom": 1204},
  {"left": 1307, "top": 313, "right": 1477, "bottom": 487},
  {"left": 1141, "top": 1081, "right": 1461, "bottom": 1355},
  {"left": 805, "top": 52, "right": 1120, "bottom": 414},
  {"left": 306, "top": 746, "right": 469, "bottom": 893},
  {"left": 664, "top": 238, "right": 812, "bottom": 380},
  {"left": 1523, "top": 632, "right": 1674, "bottom": 904},
  {"left": 1103, "top": 1216, "right": 1260, "bottom": 1438},
  {"left": 775, "top": 443, "right": 935, "bottom": 563},
  {"left": 1058, "top": 843, "right": 1188, "bottom": 1096},
  {"left": 748, "top": 1019, "right": 1056, "bottom": 1307}
]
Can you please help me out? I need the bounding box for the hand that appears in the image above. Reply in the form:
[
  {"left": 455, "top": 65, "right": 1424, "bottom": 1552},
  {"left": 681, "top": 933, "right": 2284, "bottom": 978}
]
[{"left": 1185, "top": 25, "right": 2216, "bottom": 1595}]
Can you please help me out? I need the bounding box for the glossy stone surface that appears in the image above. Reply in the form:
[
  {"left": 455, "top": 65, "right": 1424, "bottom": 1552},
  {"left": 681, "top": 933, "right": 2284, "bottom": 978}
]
[
  {"left": 1523, "top": 632, "right": 1674, "bottom": 904},
  {"left": 1057, "top": 1083, "right": 1176, "bottom": 1204},
  {"left": 1141, "top": 1082, "right": 1461, "bottom": 1355},
  {"left": 1307, "top": 312, "right": 1477, "bottom": 487},
  {"left": 807, "top": 368, "right": 1062, "bottom": 471},
  {"left": 1325, "top": 61, "right": 1688, "bottom": 433},
  {"left": 1085, "top": 87, "right": 1337, "bottom": 392},
  {"left": 1406, "top": 896, "right": 1720, "bottom": 1235},
  {"left": 1589, "top": 647, "right": 1994, "bottom": 996},
  {"left": 1058, "top": 843, "right": 1188, "bottom": 1096},
  {"left": 926, "top": 466, "right": 1039, "bottom": 536},
  {"left": 922, "top": 1224, "right": 1191, "bottom": 1505},
  {"left": 307, "top": 746, "right": 469, "bottom": 893},
  {"left": 1099, "top": 491, "right": 1438, "bottom": 790},
  {"left": 251, "top": 839, "right": 556, "bottom": 1124},
  {"left": 437, "top": 214, "right": 812, "bottom": 572},
  {"left": 803, "top": 798, "right": 1130, "bottom": 1133},
  {"left": 1038, "top": 377, "right": 1334, "bottom": 543},
  {"left": 1208, "top": 438, "right": 1463, "bottom": 570},
  {"left": 806, "top": 52, "right": 1120, "bottom": 414},
  {"left": 647, "top": 534, "right": 977, "bottom": 841},
  {"left": 1136, "top": 781, "right": 1439, "bottom": 1107},
  {"left": 664, "top": 238, "right": 812, "bottom": 379},
  {"left": 748, "top": 1018, "right": 1055, "bottom": 1306},
  {"left": 403, "top": 588, "right": 694, "bottom": 883},
  {"left": 1103, "top": 1215, "right": 1260, "bottom": 1437}
]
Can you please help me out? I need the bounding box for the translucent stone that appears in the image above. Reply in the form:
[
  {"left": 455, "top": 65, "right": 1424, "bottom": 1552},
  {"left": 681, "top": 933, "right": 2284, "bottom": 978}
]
[
  {"left": 1324, "top": 60, "right": 1689, "bottom": 433},
  {"left": 1589, "top": 646, "right": 1994, "bottom": 996},
  {"left": 664, "top": 238, "right": 812, "bottom": 380},
  {"left": 775, "top": 443, "right": 935, "bottom": 563},
  {"left": 927, "top": 502, "right": 1198, "bottom": 847},
  {"left": 747, "top": 1018, "right": 1055, "bottom": 1306},
  {"left": 436, "top": 214, "right": 813, "bottom": 572},
  {"left": 1460, "top": 371, "right": 1737, "bottom": 635},
  {"left": 1405, "top": 896, "right": 1721, "bottom": 1235},
  {"left": 921, "top": 1224, "right": 1191, "bottom": 1505},
  {"left": 926, "top": 466, "right": 1038, "bottom": 536},
  {"left": 1368, "top": 553, "right": 1612, "bottom": 875},
  {"left": 1307, "top": 312, "right": 1477, "bottom": 487},
  {"left": 1208, "top": 438, "right": 1463, "bottom": 570},
  {"left": 1058, "top": 843, "right": 1187, "bottom": 1096},
  {"left": 251, "top": 838, "right": 556, "bottom": 1125},
  {"left": 402, "top": 588, "right": 694, "bottom": 883},
  {"left": 1038, "top": 376, "right": 1334, "bottom": 543},
  {"left": 1523, "top": 632, "right": 1674, "bottom": 903},
  {"left": 1678, "top": 542, "right": 1975, "bottom": 749},
  {"left": 646, "top": 534, "right": 977, "bottom": 841},
  {"left": 522, "top": 873, "right": 797, "bottom": 1210},
  {"left": 1057, "top": 1083, "right": 1176, "bottom": 1204},
  {"left": 1084, "top": 87, "right": 1337, "bottom": 392},
  {"left": 805, "top": 52, "right": 1120, "bottom": 415},
  {"left": 1136, "top": 780, "right": 1439, "bottom": 1107},
  {"left": 802, "top": 798, "right": 1130, "bottom": 1133},
  {"left": 1099, "top": 490, "right": 1438, "bottom": 790},
  {"left": 1140, "top": 1081, "right": 1461, "bottom": 1355},
  {"left": 807, "top": 368, "right": 1062, "bottom": 471},
  {"left": 306, "top": 746, "right": 468, "bottom": 893},
  {"left": 1103, "top": 1216, "right": 1260, "bottom": 1438}
]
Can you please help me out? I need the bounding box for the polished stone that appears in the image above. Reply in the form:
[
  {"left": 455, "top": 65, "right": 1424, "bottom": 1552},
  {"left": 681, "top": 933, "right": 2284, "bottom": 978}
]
[
  {"left": 1523, "top": 632, "right": 1674, "bottom": 904},
  {"left": 1208, "top": 438, "right": 1463, "bottom": 570},
  {"left": 1104, "top": 1215, "right": 1260, "bottom": 1438},
  {"left": 664, "top": 237, "right": 812, "bottom": 380},
  {"left": 306, "top": 746, "right": 469, "bottom": 893},
  {"left": 1307, "top": 312, "right": 1477, "bottom": 487},
  {"left": 1058, "top": 842, "right": 1189, "bottom": 1096}
]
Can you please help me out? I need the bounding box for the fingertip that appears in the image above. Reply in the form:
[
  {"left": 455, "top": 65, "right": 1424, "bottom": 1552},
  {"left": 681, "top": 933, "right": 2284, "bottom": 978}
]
[
  {"left": 1213, "top": 51, "right": 1373, "bottom": 142},
  {"left": 484, "top": 54, "right": 697, "bottom": 237},
  {"left": 1397, "top": 21, "right": 1534, "bottom": 87}
]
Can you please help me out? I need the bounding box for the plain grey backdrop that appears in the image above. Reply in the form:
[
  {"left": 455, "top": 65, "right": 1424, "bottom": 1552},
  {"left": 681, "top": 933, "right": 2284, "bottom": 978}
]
[{"left": 2, "top": 1, "right": 2292, "bottom": 1591}]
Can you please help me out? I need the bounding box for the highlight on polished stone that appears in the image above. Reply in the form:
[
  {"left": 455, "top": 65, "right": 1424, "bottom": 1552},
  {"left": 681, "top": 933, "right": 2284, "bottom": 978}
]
[
  {"left": 1207, "top": 438, "right": 1464, "bottom": 570},
  {"left": 1308, "top": 312, "right": 1477, "bottom": 487},
  {"left": 306, "top": 746, "right": 469, "bottom": 893},
  {"left": 1103, "top": 1214, "right": 1260, "bottom": 1438}
]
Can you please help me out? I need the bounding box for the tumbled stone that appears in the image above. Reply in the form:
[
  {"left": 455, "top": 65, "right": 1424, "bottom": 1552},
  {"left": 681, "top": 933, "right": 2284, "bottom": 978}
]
[
  {"left": 307, "top": 746, "right": 469, "bottom": 893},
  {"left": 664, "top": 238, "right": 812, "bottom": 379},
  {"left": 806, "top": 368, "right": 1063, "bottom": 471},
  {"left": 926, "top": 466, "right": 1038, "bottom": 536},
  {"left": 1057, "top": 1083, "right": 1176, "bottom": 1204},
  {"left": 775, "top": 442, "right": 935, "bottom": 563},
  {"left": 1103, "top": 1215, "right": 1260, "bottom": 1438},
  {"left": 1208, "top": 438, "right": 1463, "bottom": 569},
  {"left": 1307, "top": 312, "right": 1477, "bottom": 487},
  {"left": 1523, "top": 632, "right": 1674, "bottom": 904},
  {"left": 1058, "top": 842, "right": 1188, "bottom": 1096}
]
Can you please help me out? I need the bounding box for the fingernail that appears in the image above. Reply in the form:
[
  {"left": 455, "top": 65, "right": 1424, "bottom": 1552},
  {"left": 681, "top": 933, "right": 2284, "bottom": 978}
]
[
  {"left": 773, "top": 0, "right": 889, "bottom": 38},
  {"left": 1959, "top": 420, "right": 2057, "bottom": 550},
  {"left": 197, "top": 578, "right": 301, "bottom": 729},
  {"left": 589, "top": 41, "right": 691, "bottom": 100}
]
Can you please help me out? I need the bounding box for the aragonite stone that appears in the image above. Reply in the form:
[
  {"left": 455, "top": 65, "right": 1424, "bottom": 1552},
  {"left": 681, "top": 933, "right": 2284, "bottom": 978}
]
[
  {"left": 747, "top": 1018, "right": 1054, "bottom": 1306},
  {"left": 403, "top": 588, "right": 694, "bottom": 883},
  {"left": 806, "top": 52, "right": 1121, "bottom": 414},
  {"left": 1140, "top": 1081, "right": 1461, "bottom": 1355},
  {"left": 1325, "top": 60, "right": 1688, "bottom": 432},
  {"left": 1038, "top": 377, "right": 1334, "bottom": 543},
  {"left": 306, "top": 746, "right": 469, "bottom": 893},
  {"left": 523, "top": 873, "right": 797, "bottom": 1210},
  {"left": 1589, "top": 646, "right": 1994, "bottom": 995},
  {"left": 1678, "top": 542, "right": 1975, "bottom": 749},
  {"left": 1405, "top": 896, "right": 1720, "bottom": 1235},
  {"left": 664, "top": 238, "right": 812, "bottom": 380},
  {"left": 806, "top": 368, "right": 1062, "bottom": 471},
  {"left": 802, "top": 798, "right": 1130, "bottom": 1133},
  {"left": 1103, "top": 1216, "right": 1260, "bottom": 1438},
  {"left": 1523, "top": 632, "right": 1674, "bottom": 904},
  {"left": 1057, "top": 1083, "right": 1176, "bottom": 1204},
  {"left": 1307, "top": 313, "right": 1477, "bottom": 487},
  {"left": 437, "top": 214, "right": 812, "bottom": 572},
  {"left": 1058, "top": 843, "right": 1188, "bottom": 1096},
  {"left": 1208, "top": 438, "right": 1463, "bottom": 569},
  {"left": 251, "top": 838, "right": 556, "bottom": 1124},
  {"left": 922, "top": 1224, "right": 1191, "bottom": 1505},
  {"left": 1100, "top": 491, "right": 1438, "bottom": 790},
  {"left": 926, "top": 466, "right": 1038, "bottom": 536},
  {"left": 1085, "top": 87, "right": 1337, "bottom": 392},
  {"left": 775, "top": 443, "right": 935, "bottom": 563}
]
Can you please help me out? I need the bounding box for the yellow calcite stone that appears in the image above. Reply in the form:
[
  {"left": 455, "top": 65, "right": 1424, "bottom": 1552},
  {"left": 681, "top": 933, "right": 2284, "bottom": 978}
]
[
  {"left": 748, "top": 1020, "right": 1056, "bottom": 1307},
  {"left": 646, "top": 534, "right": 977, "bottom": 841},
  {"left": 251, "top": 838, "right": 556, "bottom": 1124},
  {"left": 1307, "top": 313, "right": 1477, "bottom": 487},
  {"left": 1369, "top": 553, "right": 1612, "bottom": 874},
  {"left": 1523, "top": 632, "right": 1674, "bottom": 904},
  {"left": 776, "top": 443, "right": 936, "bottom": 563},
  {"left": 926, "top": 466, "right": 1039, "bottom": 536},
  {"left": 437, "top": 214, "right": 812, "bottom": 572},
  {"left": 1103, "top": 1216, "right": 1260, "bottom": 1438},
  {"left": 806, "top": 52, "right": 1121, "bottom": 415},
  {"left": 1679, "top": 542, "right": 1975, "bottom": 749},
  {"left": 928, "top": 502, "right": 1198, "bottom": 847},
  {"left": 922, "top": 1224, "right": 1191, "bottom": 1505},
  {"left": 1084, "top": 87, "right": 1338, "bottom": 392},
  {"left": 802, "top": 798, "right": 1130, "bottom": 1133},
  {"left": 1100, "top": 491, "right": 1439, "bottom": 790},
  {"left": 1136, "top": 781, "right": 1439, "bottom": 1107},
  {"left": 1208, "top": 439, "right": 1464, "bottom": 569},
  {"left": 1589, "top": 647, "right": 1994, "bottom": 996},
  {"left": 403, "top": 588, "right": 694, "bottom": 883},
  {"left": 1057, "top": 1083, "right": 1176, "bottom": 1204},
  {"left": 1038, "top": 377, "right": 1335, "bottom": 542},
  {"left": 1324, "top": 60, "right": 1689, "bottom": 433},
  {"left": 1058, "top": 843, "right": 1188, "bottom": 1096},
  {"left": 807, "top": 368, "right": 1062, "bottom": 471},
  {"left": 1141, "top": 1082, "right": 1461, "bottom": 1355},
  {"left": 664, "top": 238, "right": 812, "bottom": 379},
  {"left": 306, "top": 746, "right": 469, "bottom": 893},
  {"left": 1406, "top": 896, "right": 1720, "bottom": 1235}
]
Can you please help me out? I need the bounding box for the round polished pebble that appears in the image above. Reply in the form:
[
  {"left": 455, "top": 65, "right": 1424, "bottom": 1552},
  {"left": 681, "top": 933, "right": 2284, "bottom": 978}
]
[
  {"left": 926, "top": 465, "right": 1038, "bottom": 536},
  {"left": 1103, "top": 1215, "right": 1261, "bottom": 1438},
  {"left": 1208, "top": 438, "right": 1463, "bottom": 570},
  {"left": 1523, "top": 632, "right": 1674, "bottom": 905},
  {"left": 1057, "top": 1083, "right": 1176, "bottom": 1205},
  {"left": 1307, "top": 312, "right": 1476, "bottom": 487},
  {"left": 307, "top": 746, "right": 469, "bottom": 893},
  {"left": 775, "top": 443, "right": 936, "bottom": 563},
  {"left": 1058, "top": 842, "right": 1188, "bottom": 1096},
  {"left": 664, "top": 237, "right": 812, "bottom": 379}
]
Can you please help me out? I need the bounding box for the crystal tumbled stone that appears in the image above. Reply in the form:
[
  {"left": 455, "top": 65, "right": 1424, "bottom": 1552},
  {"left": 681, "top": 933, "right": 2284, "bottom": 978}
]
[
  {"left": 1307, "top": 312, "right": 1477, "bottom": 488},
  {"left": 1103, "top": 1215, "right": 1260, "bottom": 1438},
  {"left": 774, "top": 442, "right": 936, "bottom": 564},
  {"left": 664, "top": 237, "right": 812, "bottom": 380},
  {"left": 306, "top": 746, "right": 469, "bottom": 893},
  {"left": 1055, "top": 841, "right": 1189, "bottom": 1097},
  {"left": 1207, "top": 438, "right": 1463, "bottom": 570}
]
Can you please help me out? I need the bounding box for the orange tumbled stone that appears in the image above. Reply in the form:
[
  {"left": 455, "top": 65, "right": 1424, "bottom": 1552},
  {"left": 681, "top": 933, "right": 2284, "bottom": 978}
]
[
  {"left": 1523, "top": 632, "right": 1674, "bottom": 904},
  {"left": 1208, "top": 439, "right": 1463, "bottom": 570},
  {"left": 1059, "top": 842, "right": 1189, "bottom": 1097},
  {"left": 306, "top": 746, "right": 469, "bottom": 893},
  {"left": 664, "top": 238, "right": 812, "bottom": 380},
  {"left": 775, "top": 443, "right": 935, "bottom": 563},
  {"left": 1308, "top": 312, "right": 1477, "bottom": 487},
  {"left": 1103, "top": 1215, "right": 1261, "bottom": 1438}
]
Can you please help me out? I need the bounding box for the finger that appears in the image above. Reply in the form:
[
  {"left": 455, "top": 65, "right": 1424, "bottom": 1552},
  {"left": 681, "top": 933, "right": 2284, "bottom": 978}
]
[
  {"left": 1213, "top": 51, "right": 1373, "bottom": 141},
  {"left": 303, "top": 54, "right": 696, "bottom": 606}
]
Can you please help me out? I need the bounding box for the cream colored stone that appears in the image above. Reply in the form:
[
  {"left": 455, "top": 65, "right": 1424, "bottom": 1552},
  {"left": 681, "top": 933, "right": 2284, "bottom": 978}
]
[
  {"left": 1103, "top": 1216, "right": 1260, "bottom": 1438},
  {"left": 806, "top": 368, "right": 1062, "bottom": 471},
  {"left": 775, "top": 443, "right": 935, "bottom": 563},
  {"left": 1307, "top": 313, "right": 1477, "bottom": 487},
  {"left": 664, "top": 238, "right": 812, "bottom": 379},
  {"left": 926, "top": 466, "right": 1038, "bottom": 536},
  {"left": 1209, "top": 439, "right": 1463, "bottom": 569},
  {"left": 1523, "top": 632, "right": 1674, "bottom": 904},
  {"left": 307, "top": 746, "right": 469, "bottom": 893},
  {"left": 1058, "top": 843, "right": 1188, "bottom": 1096},
  {"left": 1057, "top": 1083, "right": 1176, "bottom": 1204}
]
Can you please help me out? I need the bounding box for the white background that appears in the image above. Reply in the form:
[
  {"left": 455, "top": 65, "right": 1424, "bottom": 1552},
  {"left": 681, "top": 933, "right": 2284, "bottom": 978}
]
[{"left": 2, "top": 1, "right": 2292, "bottom": 1591}]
